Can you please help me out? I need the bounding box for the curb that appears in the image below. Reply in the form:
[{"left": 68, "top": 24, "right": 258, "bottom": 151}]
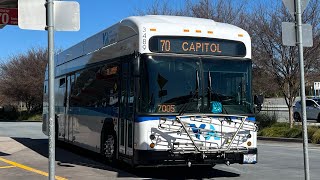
[
  {"left": 258, "top": 136, "right": 311, "bottom": 143},
  {"left": 0, "top": 120, "right": 42, "bottom": 122}
]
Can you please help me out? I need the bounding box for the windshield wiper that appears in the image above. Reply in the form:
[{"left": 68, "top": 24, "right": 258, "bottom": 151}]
[
  {"left": 178, "top": 70, "right": 200, "bottom": 115},
  {"left": 207, "top": 70, "right": 212, "bottom": 109}
]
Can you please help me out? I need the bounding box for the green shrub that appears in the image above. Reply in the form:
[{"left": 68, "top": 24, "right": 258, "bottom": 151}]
[
  {"left": 307, "top": 126, "right": 319, "bottom": 139},
  {"left": 311, "top": 129, "right": 320, "bottom": 144},
  {"left": 17, "top": 112, "right": 42, "bottom": 121},
  {"left": 258, "top": 124, "right": 303, "bottom": 138},
  {"left": 27, "top": 114, "right": 42, "bottom": 121},
  {"left": 258, "top": 121, "right": 320, "bottom": 144},
  {"left": 284, "top": 127, "right": 302, "bottom": 138},
  {"left": 271, "top": 122, "right": 290, "bottom": 128},
  {"left": 258, "top": 126, "right": 288, "bottom": 137},
  {"left": 256, "top": 113, "right": 277, "bottom": 129}
]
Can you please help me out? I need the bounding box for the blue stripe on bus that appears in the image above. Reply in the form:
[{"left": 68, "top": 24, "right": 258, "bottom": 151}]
[
  {"left": 136, "top": 116, "right": 256, "bottom": 122},
  {"left": 136, "top": 116, "right": 176, "bottom": 122},
  {"left": 247, "top": 117, "right": 256, "bottom": 121}
]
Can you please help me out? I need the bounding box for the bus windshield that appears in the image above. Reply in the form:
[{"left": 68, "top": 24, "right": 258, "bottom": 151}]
[{"left": 140, "top": 55, "right": 253, "bottom": 115}]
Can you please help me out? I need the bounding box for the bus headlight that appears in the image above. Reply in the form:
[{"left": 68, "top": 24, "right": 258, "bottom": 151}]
[
  {"left": 149, "top": 134, "right": 156, "bottom": 140},
  {"left": 247, "top": 134, "right": 252, "bottom": 138}
]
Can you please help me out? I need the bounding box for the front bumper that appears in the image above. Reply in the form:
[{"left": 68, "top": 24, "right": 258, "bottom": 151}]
[{"left": 133, "top": 148, "right": 257, "bottom": 167}]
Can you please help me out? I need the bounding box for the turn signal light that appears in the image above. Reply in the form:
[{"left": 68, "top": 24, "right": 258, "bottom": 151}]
[
  {"left": 150, "top": 143, "right": 155, "bottom": 148},
  {"left": 247, "top": 141, "right": 252, "bottom": 146}
]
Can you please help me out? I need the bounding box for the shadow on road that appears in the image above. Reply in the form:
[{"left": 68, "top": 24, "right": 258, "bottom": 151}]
[
  {"left": 11, "top": 138, "right": 134, "bottom": 178},
  {"left": 127, "top": 166, "right": 240, "bottom": 179},
  {"left": 12, "top": 138, "right": 240, "bottom": 179},
  {"left": 0, "top": 152, "right": 10, "bottom": 156}
]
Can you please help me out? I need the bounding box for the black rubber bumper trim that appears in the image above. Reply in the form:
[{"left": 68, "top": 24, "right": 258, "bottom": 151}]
[{"left": 133, "top": 148, "right": 258, "bottom": 167}]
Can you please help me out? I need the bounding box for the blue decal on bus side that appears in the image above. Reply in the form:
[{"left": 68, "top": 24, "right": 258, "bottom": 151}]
[
  {"left": 207, "top": 125, "right": 220, "bottom": 140},
  {"left": 190, "top": 124, "right": 206, "bottom": 139}
]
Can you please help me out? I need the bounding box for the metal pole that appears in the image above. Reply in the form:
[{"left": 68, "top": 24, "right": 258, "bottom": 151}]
[
  {"left": 47, "top": 0, "right": 55, "bottom": 180},
  {"left": 295, "top": 0, "right": 310, "bottom": 179}
]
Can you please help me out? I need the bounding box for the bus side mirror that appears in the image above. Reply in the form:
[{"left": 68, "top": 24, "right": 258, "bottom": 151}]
[
  {"left": 158, "top": 90, "right": 167, "bottom": 98},
  {"left": 254, "top": 95, "right": 264, "bottom": 113},
  {"left": 254, "top": 95, "right": 264, "bottom": 105}
]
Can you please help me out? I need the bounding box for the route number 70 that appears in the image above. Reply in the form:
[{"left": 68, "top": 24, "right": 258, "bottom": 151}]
[
  {"left": 160, "top": 40, "right": 171, "bottom": 52},
  {"left": 0, "top": 13, "right": 9, "bottom": 24}
]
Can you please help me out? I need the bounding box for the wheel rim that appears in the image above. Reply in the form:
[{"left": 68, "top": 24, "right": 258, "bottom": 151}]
[{"left": 103, "top": 135, "right": 115, "bottom": 159}]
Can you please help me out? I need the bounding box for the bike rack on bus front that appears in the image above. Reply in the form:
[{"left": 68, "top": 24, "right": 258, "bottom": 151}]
[{"left": 158, "top": 114, "right": 256, "bottom": 155}]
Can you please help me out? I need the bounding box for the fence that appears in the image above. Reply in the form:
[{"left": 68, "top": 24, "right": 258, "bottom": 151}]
[{"left": 260, "top": 98, "right": 291, "bottom": 122}]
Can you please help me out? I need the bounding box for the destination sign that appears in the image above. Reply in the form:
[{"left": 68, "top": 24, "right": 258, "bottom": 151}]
[{"left": 149, "top": 36, "right": 246, "bottom": 57}]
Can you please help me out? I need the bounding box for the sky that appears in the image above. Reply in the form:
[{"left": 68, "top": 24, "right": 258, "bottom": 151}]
[
  {"left": 0, "top": 0, "right": 276, "bottom": 61},
  {"left": 0, "top": 0, "right": 186, "bottom": 61}
]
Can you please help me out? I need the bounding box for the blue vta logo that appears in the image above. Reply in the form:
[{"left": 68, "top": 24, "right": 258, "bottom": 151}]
[{"left": 189, "top": 124, "right": 220, "bottom": 140}]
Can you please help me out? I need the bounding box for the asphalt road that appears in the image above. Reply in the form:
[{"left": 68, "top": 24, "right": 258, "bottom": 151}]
[{"left": 0, "top": 122, "right": 320, "bottom": 180}]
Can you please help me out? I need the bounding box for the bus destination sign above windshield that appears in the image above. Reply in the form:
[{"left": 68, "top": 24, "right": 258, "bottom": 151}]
[{"left": 149, "top": 36, "right": 246, "bottom": 57}]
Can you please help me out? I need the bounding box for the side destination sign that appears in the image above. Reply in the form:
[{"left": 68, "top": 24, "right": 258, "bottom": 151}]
[{"left": 149, "top": 36, "right": 246, "bottom": 57}]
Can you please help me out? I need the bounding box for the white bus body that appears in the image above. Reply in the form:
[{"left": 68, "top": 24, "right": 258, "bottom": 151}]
[{"left": 43, "top": 15, "right": 257, "bottom": 167}]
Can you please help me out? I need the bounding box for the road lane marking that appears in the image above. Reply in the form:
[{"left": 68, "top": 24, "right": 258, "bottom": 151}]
[
  {"left": 0, "top": 165, "right": 14, "bottom": 169},
  {"left": 0, "top": 157, "right": 67, "bottom": 180}
]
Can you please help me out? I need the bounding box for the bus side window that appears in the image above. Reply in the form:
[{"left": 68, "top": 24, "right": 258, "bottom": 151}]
[{"left": 59, "top": 78, "right": 66, "bottom": 87}]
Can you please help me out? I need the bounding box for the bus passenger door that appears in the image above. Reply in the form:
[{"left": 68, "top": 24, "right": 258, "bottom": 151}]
[
  {"left": 62, "top": 76, "right": 69, "bottom": 141},
  {"left": 67, "top": 74, "right": 75, "bottom": 142},
  {"left": 57, "top": 77, "right": 66, "bottom": 140},
  {"left": 119, "top": 61, "right": 134, "bottom": 158}
]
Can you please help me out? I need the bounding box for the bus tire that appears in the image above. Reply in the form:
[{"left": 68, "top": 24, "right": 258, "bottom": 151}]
[{"left": 101, "top": 126, "right": 117, "bottom": 164}]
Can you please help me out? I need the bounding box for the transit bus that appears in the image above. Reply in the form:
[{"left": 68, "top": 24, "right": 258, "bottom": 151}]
[{"left": 42, "top": 15, "right": 258, "bottom": 167}]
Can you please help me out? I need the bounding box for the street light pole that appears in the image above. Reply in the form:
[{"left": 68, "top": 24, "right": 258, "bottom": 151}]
[
  {"left": 47, "top": 0, "right": 55, "bottom": 180},
  {"left": 295, "top": 0, "right": 310, "bottom": 179}
]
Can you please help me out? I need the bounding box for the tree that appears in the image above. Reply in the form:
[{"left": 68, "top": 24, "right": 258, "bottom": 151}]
[
  {"left": 185, "top": 0, "right": 248, "bottom": 26},
  {"left": 139, "top": 0, "right": 320, "bottom": 127},
  {"left": 138, "top": 0, "right": 249, "bottom": 26},
  {"left": 136, "top": 0, "right": 182, "bottom": 16},
  {"left": 249, "top": 0, "right": 320, "bottom": 127},
  {"left": 0, "top": 47, "right": 48, "bottom": 112}
]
